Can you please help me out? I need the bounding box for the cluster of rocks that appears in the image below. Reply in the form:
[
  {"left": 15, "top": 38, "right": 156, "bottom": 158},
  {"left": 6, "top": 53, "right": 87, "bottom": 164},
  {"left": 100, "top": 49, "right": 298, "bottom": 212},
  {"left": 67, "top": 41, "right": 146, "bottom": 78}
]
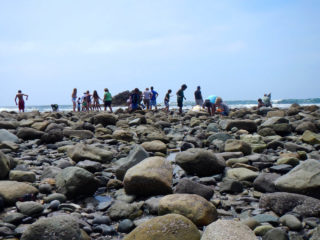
[{"left": 0, "top": 104, "right": 319, "bottom": 240}]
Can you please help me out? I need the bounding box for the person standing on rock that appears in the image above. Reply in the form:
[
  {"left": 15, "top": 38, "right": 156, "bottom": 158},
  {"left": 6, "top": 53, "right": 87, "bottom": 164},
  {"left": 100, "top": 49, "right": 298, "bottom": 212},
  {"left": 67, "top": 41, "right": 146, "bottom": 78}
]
[
  {"left": 71, "top": 88, "right": 77, "bottom": 112},
  {"left": 164, "top": 89, "right": 172, "bottom": 112},
  {"left": 194, "top": 86, "right": 203, "bottom": 106},
  {"left": 103, "top": 88, "right": 113, "bottom": 112},
  {"left": 150, "top": 86, "right": 159, "bottom": 110},
  {"left": 15, "top": 90, "right": 28, "bottom": 113},
  {"left": 177, "top": 84, "right": 187, "bottom": 114},
  {"left": 143, "top": 87, "right": 152, "bottom": 110}
]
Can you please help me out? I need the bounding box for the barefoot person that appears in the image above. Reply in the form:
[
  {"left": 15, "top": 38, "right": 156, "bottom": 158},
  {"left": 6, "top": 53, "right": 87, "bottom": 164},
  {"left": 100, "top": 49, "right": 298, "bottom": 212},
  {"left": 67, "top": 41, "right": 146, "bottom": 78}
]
[
  {"left": 15, "top": 90, "right": 28, "bottom": 112},
  {"left": 176, "top": 84, "right": 187, "bottom": 114},
  {"left": 92, "top": 90, "right": 102, "bottom": 111},
  {"left": 150, "top": 86, "right": 159, "bottom": 110},
  {"left": 164, "top": 89, "right": 172, "bottom": 112},
  {"left": 71, "top": 88, "right": 77, "bottom": 112},
  {"left": 194, "top": 86, "right": 203, "bottom": 106},
  {"left": 215, "top": 97, "right": 229, "bottom": 116}
]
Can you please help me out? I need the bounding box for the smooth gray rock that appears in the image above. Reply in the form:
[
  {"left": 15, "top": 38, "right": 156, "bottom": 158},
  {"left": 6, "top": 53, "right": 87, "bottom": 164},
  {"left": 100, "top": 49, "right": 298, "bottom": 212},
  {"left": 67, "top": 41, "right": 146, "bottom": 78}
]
[
  {"left": 0, "top": 129, "right": 19, "bottom": 143},
  {"left": 174, "top": 178, "right": 214, "bottom": 200}
]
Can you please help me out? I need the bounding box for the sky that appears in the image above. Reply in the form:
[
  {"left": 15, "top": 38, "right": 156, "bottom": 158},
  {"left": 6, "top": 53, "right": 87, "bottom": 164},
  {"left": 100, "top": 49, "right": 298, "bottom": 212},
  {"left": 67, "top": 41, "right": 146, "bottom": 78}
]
[{"left": 0, "top": 0, "right": 319, "bottom": 106}]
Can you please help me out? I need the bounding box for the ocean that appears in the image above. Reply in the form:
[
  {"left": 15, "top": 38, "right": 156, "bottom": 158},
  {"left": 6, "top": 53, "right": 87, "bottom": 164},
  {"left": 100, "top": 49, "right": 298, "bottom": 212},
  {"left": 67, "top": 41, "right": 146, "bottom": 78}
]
[{"left": 1, "top": 98, "right": 320, "bottom": 113}]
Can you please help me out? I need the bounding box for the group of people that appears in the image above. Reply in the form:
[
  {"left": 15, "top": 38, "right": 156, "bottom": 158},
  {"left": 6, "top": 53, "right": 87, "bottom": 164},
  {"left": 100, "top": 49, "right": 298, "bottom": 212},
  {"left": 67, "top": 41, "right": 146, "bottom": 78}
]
[
  {"left": 127, "top": 85, "right": 188, "bottom": 114},
  {"left": 71, "top": 88, "right": 113, "bottom": 113}
]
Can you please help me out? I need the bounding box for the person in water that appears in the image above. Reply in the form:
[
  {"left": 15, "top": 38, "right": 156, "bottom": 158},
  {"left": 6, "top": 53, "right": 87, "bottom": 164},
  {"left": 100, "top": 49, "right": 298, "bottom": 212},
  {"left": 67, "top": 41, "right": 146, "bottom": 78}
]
[
  {"left": 103, "top": 88, "right": 113, "bottom": 113},
  {"left": 215, "top": 97, "right": 229, "bottom": 116},
  {"left": 15, "top": 90, "right": 28, "bottom": 112},
  {"left": 92, "top": 90, "right": 102, "bottom": 111},
  {"left": 164, "top": 89, "right": 172, "bottom": 112},
  {"left": 194, "top": 86, "right": 203, "bottom": 106},
  {"left": 176, "top": 84, "right": 187, "bottom": 114},
  {"left": 262, "top": 93, "right": 272, "bottom": 107},
  {"left": 150, "top": 86, "right": 159, "bottom": 110},
  {"left": 71, "top": 88, "right": 77, "bottom": 112},
  {"left": 258, "top": 98, "right": 265, "bottom": 108}
]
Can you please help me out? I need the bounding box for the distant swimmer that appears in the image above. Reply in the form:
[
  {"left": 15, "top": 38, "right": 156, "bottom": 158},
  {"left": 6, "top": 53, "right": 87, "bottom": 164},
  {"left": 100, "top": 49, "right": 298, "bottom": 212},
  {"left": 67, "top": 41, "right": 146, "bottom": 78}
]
[
  {"left": 194, "top": 86, "right": 203, "bottom": 106},
  {"left": 15, "top": 90, "right": 28, "bottom": 113},
  {"left": 176, "top": 84, "right": 187, "bottom": 114},
  {"left": 71, "top": 88, "right": 77, "bottom": 112},
  {"left": 262, "top": 93, "right": 272, "bottom": 107},
  {"left": 215, "top": 97, "right": 229, "bottom": 116}
]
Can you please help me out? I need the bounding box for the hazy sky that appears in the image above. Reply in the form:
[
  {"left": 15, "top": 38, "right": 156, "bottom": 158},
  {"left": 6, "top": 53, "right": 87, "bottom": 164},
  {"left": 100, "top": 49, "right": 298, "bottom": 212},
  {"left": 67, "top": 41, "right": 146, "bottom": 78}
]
[{"left": 1, "top": 0, "right": 319, "bottom": 106}]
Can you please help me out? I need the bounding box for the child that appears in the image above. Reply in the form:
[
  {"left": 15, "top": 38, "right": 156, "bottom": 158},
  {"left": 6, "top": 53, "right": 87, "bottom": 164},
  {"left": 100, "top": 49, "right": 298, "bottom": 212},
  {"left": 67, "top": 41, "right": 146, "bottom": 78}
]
[
  {"left": 15, "top": 90, "right": 28, "bottom": 113},
  {"left": 164, "top": 89, "right": 172, "bottom": 112},
  {"left": 176, "top": 84, "right": 187, "bottom": 114},
  {"left": 77, "top": 97, "right": 81, "bottom": 111},
  {"left": 215, "top": 97, "right": 229, "bottom": 116}
]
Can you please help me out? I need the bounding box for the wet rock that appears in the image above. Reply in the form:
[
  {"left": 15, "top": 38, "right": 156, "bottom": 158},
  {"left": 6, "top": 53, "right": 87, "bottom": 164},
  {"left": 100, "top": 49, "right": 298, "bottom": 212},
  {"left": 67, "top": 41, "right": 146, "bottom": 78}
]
[
  {"left": 275, "top": 159, "right": 320, "bottom": 198},
  {"left": 253, "top": 172, "right": 280, "bottom": 193},
  {"left": 92, "top": 216, "right": 111, "bottom": 225},
  {"left": 118, "top": 219, "right": 135, "bottom": 233},
  {"left": 201, "top": 219, "right": 256, "bottom": 240},
  {"left": 93, "top": 113, "right": 117, "bottom": 126},
  {"left": 224, "top": 139, "right": 252, "bottom": 155},
  {"left": 124, "top": 214, "right": 201, "bottom": 240},
  {"left": 16, "top": 201, "right": 44, "bottom": 216},
  {"left": 279, "top": 214, "right": 302, "bottom": 231},
  {"left": 107, "top": 201, "right": 143, "bottom": 220},
  {"left": 124, "top": 157, "right": 172, "bottom": 197},
  {"left": 67, "top": 143, "right": 113, "bottom": 163},
  {"left": 3, "top": 212, "right": 25, "bottom": 224},
  {"left": 115, "top": 145, "right": 149, "bottom": 180},
  {"left": 225, "top": 120, "right": 257, "bottom": 133},
  {"left": 63, "top": 129, "right": 94, "bottom": 139},
  {"left": 175, "top": 148, "right": 225, "bottom": 177},
  {"left": 141, "top": 140, "right": 167, "bottom": 154},
  {"left": 0, "top": 181, "right": 38, "bottom": 205},
  {"left": 0, "top": 151, "right": 10, "bottom": 179},
  {"left": 55, "top": 167, "right": 99, "bottom": 198},
  {"left": 252, "top": 214, "right": 279, "bottom": 224},
  {"left": 174, "top": 178, "right": 214, "bottom": 200},
  {"left": 0, "top": 129, "right": 19, "bottom": 143},
  {"left": 259, "top": 192, "right": 320, "bottom": 217},
  {"left": 21, "top": 215, "right": 84, "bottom": 240},
  {"left": 44, "top": 193, "right": 67, "bottom": 203},
  {"left": 9, "top": 170, "right": 36, "bottom": 183},
  {"left": 262, "top": 228, "right": 288, "bottom": 240},
  {"left": 17, "top": 127, "right": 44, "bottom": 140},
  {"left": 226, "top": 168, "right": 258, "bottom": 181},
  {"left": 158, "top": 194, "right": 217, "bottom": 227}
]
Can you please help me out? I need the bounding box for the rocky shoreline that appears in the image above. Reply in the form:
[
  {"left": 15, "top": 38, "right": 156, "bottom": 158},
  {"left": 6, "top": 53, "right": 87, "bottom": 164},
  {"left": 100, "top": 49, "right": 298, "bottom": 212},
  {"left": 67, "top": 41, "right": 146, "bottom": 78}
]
[{"left": 0, "top": 104, "right": 320, "bottom": 240}]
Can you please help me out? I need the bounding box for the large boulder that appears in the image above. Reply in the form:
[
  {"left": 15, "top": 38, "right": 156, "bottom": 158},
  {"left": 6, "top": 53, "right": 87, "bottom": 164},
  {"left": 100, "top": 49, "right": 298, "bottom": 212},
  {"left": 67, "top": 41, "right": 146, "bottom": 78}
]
[
  {"left": 21, "top": 215, "right": 85, "bottom": 240},
  {"left": 124, "top": 214, "right": 201, "bottom": 240},
  {"left": 175, "top": 148, "right": 225, "bottom": 177},
  {"left": 0, "top": 181, "right": 38, "bottom": 205},
  {"left": 55, "top": 167, "right": 99, "bottom": 198},
  {"left": 174, "top": 178, "right": 214, "bottom": 200},
  {"left": 124, "top": 157, "right": 173, "bottom": 197},
  {"left": 115, "top": 145, "right": 149, "bottom": 180},
  {"left": 67, "top": 143, "right": 113, "bottom": 163},
  {"left": 93, "top": 113, "right": 117, "bottom": 126},
  {"left": 159, "top": 194, "right": 217, "bottom": 227},
  {"left": 0, "top": 129, "right": 19, "bottom": 143},
  {"left": 301, "top": 130, "right": 320, "bottom": 145},
  {"left": 63, "top": 129, "right": 94, "bottom": 139},
  {"left": 201, "top": 219, "right": 256, "bottom": 240},
  {"left": 141, "top": 140, "right": 167, "bottom": 154},
  {"left": 0, "top": 151, "right": 10, "bottom": 179},
  {"left": 274, "top": 159, "right": 320, "bottom": 198},
  {"left": 112, "top": 90, "right": 131, "bottom": 106},
  {"left": 225, "top": 120, "right": 257, "bottom": 133},
  {"left": 17, "top": 127, "right": 44, "bottom": 140},
  {"left": 259, "top": 192, "right": 320, "bottom": 217},
  {"left": 224, "top": 139, "right": 252, "bottom": 155}
]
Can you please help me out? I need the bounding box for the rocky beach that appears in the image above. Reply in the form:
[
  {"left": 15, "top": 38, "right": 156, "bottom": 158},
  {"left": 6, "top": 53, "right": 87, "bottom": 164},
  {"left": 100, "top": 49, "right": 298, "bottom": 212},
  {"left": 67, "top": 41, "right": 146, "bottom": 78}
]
[{"left": 0, "top": 104, "right": 320, "bottom": 240}]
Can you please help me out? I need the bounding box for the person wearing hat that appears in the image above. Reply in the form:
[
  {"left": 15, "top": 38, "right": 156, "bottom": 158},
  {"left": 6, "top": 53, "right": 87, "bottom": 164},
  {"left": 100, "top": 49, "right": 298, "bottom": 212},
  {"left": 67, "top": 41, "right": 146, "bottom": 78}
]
[{"left": 194, "top": 86, "right": 203, "bottom": 106}]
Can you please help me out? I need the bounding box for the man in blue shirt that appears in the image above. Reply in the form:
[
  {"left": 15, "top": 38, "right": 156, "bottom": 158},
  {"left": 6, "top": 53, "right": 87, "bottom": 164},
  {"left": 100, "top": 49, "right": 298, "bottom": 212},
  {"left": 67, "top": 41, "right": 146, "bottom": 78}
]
[{"left": 150, "top": 86, "right": 159, "bottom": 110}]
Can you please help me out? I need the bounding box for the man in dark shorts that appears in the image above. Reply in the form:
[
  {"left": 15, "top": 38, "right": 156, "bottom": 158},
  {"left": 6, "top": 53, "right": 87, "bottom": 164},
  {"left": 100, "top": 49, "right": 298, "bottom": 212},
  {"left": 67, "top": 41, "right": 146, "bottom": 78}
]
[
  {"left": 176, "top": 84, "right": 187, "bottom": 114},
  {"left": 103, "top": 88, "right": 113, "bottom": 112},
  {"left": 15, "top": 90, "right": 28, "bottom": 112},
  {"left": 194, "top": 86, "right": 203, "bottom": 106}
]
